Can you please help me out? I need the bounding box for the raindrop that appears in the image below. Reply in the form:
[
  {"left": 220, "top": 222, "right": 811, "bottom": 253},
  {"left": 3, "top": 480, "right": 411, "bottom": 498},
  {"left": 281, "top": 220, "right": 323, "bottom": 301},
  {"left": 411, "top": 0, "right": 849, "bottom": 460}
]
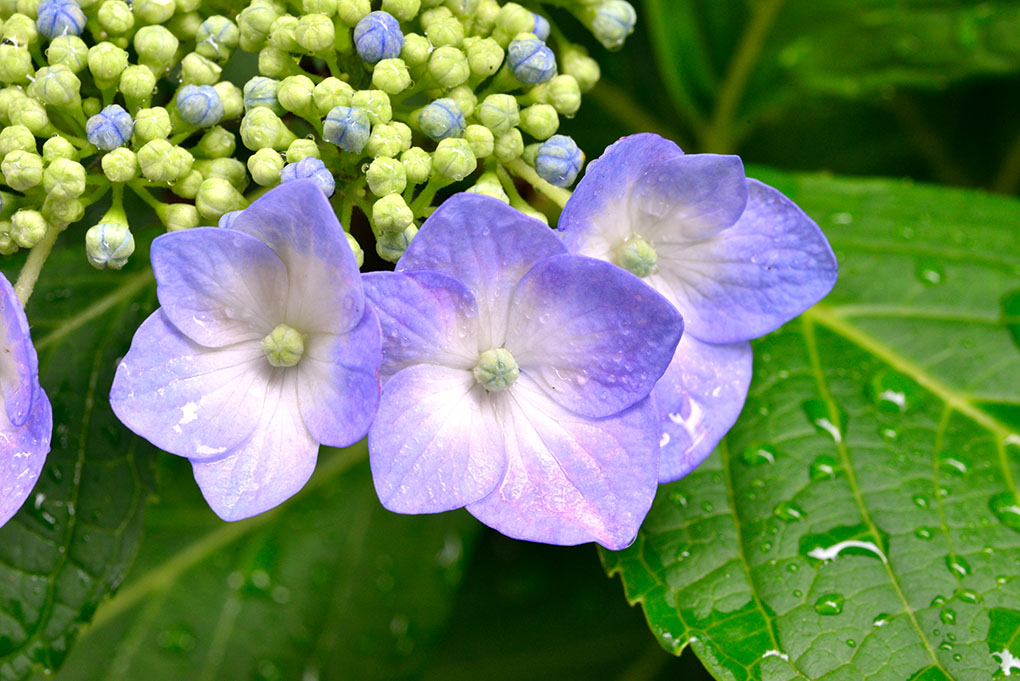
[
  {"left": 809, "top": 454, "right": 839, "bottom": 481},
  {"left": 740, "top": 443, "right": 778, "bottom": 466},
  {"left": 989, "top": 492, "right": 1020, "bottom": 532},
  {"left": 793, "top": 589, "right": 803, "bottom": 597},
  {"left": 668, "top": 489, "right": 688, "bottom": 508},
  {"left": 786, "top": 562, "right": 800, "bottom": 573},
  {"left": 914, "top": 526, "right": 934, "bottom": 540},
  {"left": 846, "top": 639, "right": 857, "bottom": 648},
  {"left": 915, "top": 258, "right": 944, "bottom": 286},
  {"left": 997, "top": 575, "right": 1010, "bottom": 586},
  {"left": 773, "top": 501, "right": 805, "bottom": 522},
  {"left": 873, "top": 613, "right": 891, "bottom": 627},
  {"left": 814, "top": 593, "right": 844, "bottom": 615},
  {"left": 802, "top": 399, "right": 847, "bottom": 444},
  {"left": 939, "top": 608, "right": 956, "bottom": 625},
  {"left": 700, "top": 501, "right": 714, "bottom": 513},
  {"left": 930, "top": 595, "right": 947, "bottom": 608},
  {"left": 937, "top": 453, "right": 968, "bottom": 476},
  {"left": 999, "top": 289, "right": 1020, "bottom": 351},
  {"left": 945, "top": 555, "right": 971, "bottom": 577},
  {"left": 868, "top": 369, "right": 918, "bottom": 414},
  {"left": 912, "top": 493, "right": 930, "bottom": 509}
]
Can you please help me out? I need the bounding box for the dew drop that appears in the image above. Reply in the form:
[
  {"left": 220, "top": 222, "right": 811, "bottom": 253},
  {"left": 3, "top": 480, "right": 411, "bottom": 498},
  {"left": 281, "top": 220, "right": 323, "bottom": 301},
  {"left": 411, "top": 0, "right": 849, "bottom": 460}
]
[
  {"left": 912, "top": 493, "right": 930, "bottom": 509},
  {"left": 773, "top": 501, "right": 805, "bottom": 522},
  {"left": 868, "top": 369, "right": 918, "bottom": 414},
  {"left": 914, "top": 526, "right": 934, "bottom": 540},
  {"left": 668, "top": 489, "right": 688, "bottom": 508},
  {"left": 802, "top": 399, "right": 848, "bottom": 444},
  {"left": 740, "top": 443, "right": 778, "bottom": 466},
  {"left": 786, "top": 562, "right": 800, "bottom": 573},
  {"left": 873, "top": 612, "right": 891, "bottom": 627},
  {"left": 700, "top": 501, "right": 714, "bottom": 513},
  {"left": 814, "top": 593, "right": 844, "bottom": 615},
  {"left": 846, "top": 639, "right": 856, "bottom": 648},
  {"left": 915, "top": 258, "right": 944, "bottom": 286},
  {"left": 809, "top": 454, "right": 839, "bottom": 481},
  {"left": 793, "top": 589, "right": 803, "bottom": 597},
  {"left": 939, "top": 608, "right": 957, "bottom": 624},
  {"left": 945, "top": 555, "right": 971, "bottom": 577},
  {"left": 930, "top": 595, "right": 947, "bottom": 608},
  {"left": 937, "top": 453, "right": 968, "bottom": 476},
  {"left": 989, "top": 492, "right": 1020, "bottom": 532},
  {"left": 997, "top": 575, "right": 1010, "bottom": 586}
]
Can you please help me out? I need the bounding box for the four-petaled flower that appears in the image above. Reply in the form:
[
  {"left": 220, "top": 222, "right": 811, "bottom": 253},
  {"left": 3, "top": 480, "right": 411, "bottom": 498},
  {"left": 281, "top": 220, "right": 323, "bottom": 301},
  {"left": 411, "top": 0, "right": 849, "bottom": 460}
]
[
  {"left": 558, "top": 133, "right": 838, "bottom": 482},
  {"left": 110, "top": 180, "right": 381, "bottom": 520},
  {"left": 363, "top": 194, "right": 683, "bottom": 549},
  {"left": 1, "top": 273, "right": 52, "bottom": 529}
]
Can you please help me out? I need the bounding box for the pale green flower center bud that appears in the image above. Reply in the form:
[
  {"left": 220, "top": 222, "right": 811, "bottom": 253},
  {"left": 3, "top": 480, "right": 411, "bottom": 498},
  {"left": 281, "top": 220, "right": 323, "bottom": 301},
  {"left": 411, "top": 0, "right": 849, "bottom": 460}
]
[
  {"left": 371, "top": 58, "right": 411, "bottom": 95},
  {"left": 0, "top": 45, "right": 34, "bottom": 83},
  {"left": 285, "top": 138, "right": 320, "bottom": 163},
  {"left": 519, "top": 103, "right": 559, "bottom": 140},
  {"left": 615, "top": 236, "right": 658, "bottom": 278},
  {"left": 351, "top": 89, "right": 392, "bottom": 125},
  {"left": 464, "top": 125, "right": 494, "bottom": 159},
  {"left": 400, "top": 33, "right": 431, "bottom": 67},
  {"left": 313, "top": 77, "right": 354, "bottom": 115},
  {"left": 98, "top": 0, "right": 134, "bottom": 34},
  {"left": 433, "top": 138, "right": 476, "bottom": 181},
  {"left": 492, "top": 128, "right": 524, "bottom": 164},
  {"left": 181, "top": 52, "right": 222, "bottom": 86},
  {"left": 43, "top": 135, "right": 77, "bottom": 162},
  {"left": 46, "top": 36, "right": 89, "bottom": 73},
  {"left": 428, "top": 46, "right": 469, "bottom": 89},
  {"left": 473, "top": 348, "right": 519, "bottom": 392},
  {"left": 102, "top": 148, "right": 139, "bottom": 183},
  {"left": 366, "top": 156, "right": 406, "bottom": 197},
  {"left": 401, "top": 147, "right": 432, "bottom": 185},
  {"left": 381, "top": 0, "right": 419, "bottom": 22},
  {"left": 336, "top": 0, "right": 370, "bottom": 26},
  {"left": 248, "top": 147, "right": 285, "bottom": 185},
  {"left": 372, "top": 193, "right": 413, "bottom": 233},
  {"left": 295, "top": 13, "right": 334, "bottom": 53},
  {"left": 262, "top": 324, "right": 305, "bottom": 367},
  {"left": 214, "top": 81, "right": 244, "bottom": 120}
]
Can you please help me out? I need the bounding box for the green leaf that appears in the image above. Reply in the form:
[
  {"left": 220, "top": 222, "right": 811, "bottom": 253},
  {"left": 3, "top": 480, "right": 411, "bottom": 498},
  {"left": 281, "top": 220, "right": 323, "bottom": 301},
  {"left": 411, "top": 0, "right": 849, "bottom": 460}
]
[
  {"left": 602, "top": 171, "right": 1020, "bottom": 680},
  {"left": 51, "top": 445, "right": 479, "bottom": 681},
  {"left": 0, "top": 252, "right": 157, "bottom": 680}
]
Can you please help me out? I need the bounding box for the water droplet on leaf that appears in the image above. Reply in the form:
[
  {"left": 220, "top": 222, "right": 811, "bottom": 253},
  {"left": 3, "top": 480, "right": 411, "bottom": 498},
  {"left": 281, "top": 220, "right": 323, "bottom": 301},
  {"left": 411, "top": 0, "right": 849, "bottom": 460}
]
[{"left": 814, "top": 593, "right": 844, "bottom": 615}]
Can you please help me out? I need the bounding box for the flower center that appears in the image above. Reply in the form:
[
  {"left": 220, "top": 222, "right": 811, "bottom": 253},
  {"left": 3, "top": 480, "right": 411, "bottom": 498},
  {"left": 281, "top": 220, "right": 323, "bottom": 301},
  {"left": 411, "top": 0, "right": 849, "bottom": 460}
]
[
  {"left": 614, "top": 235, "right": 658, "bottom": 278},
  {"left": 473, "top": 348, "right": 519, "bottom": 392},
  {"left": 261, "top": 323, "right": 305, "bottom": 368}
]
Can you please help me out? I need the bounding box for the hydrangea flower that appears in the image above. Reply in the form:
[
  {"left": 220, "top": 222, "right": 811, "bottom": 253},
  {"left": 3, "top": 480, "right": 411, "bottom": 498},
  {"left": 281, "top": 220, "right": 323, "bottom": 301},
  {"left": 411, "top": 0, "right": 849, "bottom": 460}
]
[
  {"left": 1, "top": 273, "right": 52, "bottom": 529},
  {"left": 363, "top": 194, "right": 683, "bottom": 549},
  {"left": 110, "top": 180, "right": 381, "bottom": 520},
  {"left": 558, "top": 134, "right": 838, "bottom": 482}
]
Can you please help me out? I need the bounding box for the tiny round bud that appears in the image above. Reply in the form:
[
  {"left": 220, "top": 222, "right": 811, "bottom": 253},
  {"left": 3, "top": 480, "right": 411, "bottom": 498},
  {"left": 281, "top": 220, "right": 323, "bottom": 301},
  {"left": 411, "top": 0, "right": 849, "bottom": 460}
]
[
  {"left": 268, "top": 14, "right": 299, "bottom": 51},
  {"left": 0, "top": 125, "right": 35, "bottom": 158},
  {"left": 36, "top": 0, "right": 84, "bottom": 39},
  {"left": 531, "top": 12, "right": 550, "bottom": 41},
  {"left": 243, "top": 75, "right": 283, "bottom": 113},
  {"left": 428, "top": 45, "right": 469, "bottom": 89},
  {"left": 86, "top": 104, "right": 132, "bottom": 150},
  {"left": 238, "top": 1, "right": 277, "bottom": 40},
  {"left": 492, "top": 2, "right": 533, "bottom": 45},
  {"left": 391, "top": 121, "right": 412, "bottom": 151},
  {"left": 285, "top": 138, "right": 319, "bottom": 163},
  {"left": 45, "top": 34, "right": 88, "bottom": 72},
  {"left": 137, "top": 138, "right": 184, "bottom": 182},
  {"left": 507, "top": 37, "right": 556, "bottom": 84},
  {"left": 101, "top": 147, "right": 138, "bottom": 182},
  {"left": 193, "top": 157, "right": 246, "bottom": 190},
  {"left": 85, "top": 222, "right": 134, "bottom": 269},
  {"left": 534, "top": 134, "right": 583, "bottom": 187},
  {"left": 261, "top": 323, "right": 305, "bottom": 367},
  {"left": 160, "top": 202, "right": 200, "bottom": 231},
  {"left": 351, "top": 89, "right": 391, "bottom": 124},
  {"left": 464, "top": 124, "right": 493, "bottom": 158},
  {"left": 586, "top": 0, "right": 636, "bottom": 50},
  {"left": 247, "top": 147, "right": 284, "bottom": 185},
  {"left": 88, "top": 41, "right": 128, "bottom": 85},
  {"left": 42, "top": 156, "right": 86, "bottom": 198},
  {"left": 381, "top": 0, "right": 418, "bottom": 22},
  {"left": 97, "top": 0, "right": 133, "bottom": 34},
  {"left": 519, "top": 103, "right": 558, "bottom": 139},
  {"left": 27, "top": 64, "right": 80, "bottom": 107},
  {"left": 417, "top": 98, "right": 465, "bottom": 141},
  {"left": 473, "top": 347, "right": 519, "bottom": 391},
  {"left": 401, "top": 146, "right": 431, "bottom": 185},
  {"left": 400, "top": 32, "right": 431, "bottom": 68},
  {"left": 42, "top": 193, "right": 83, "bottom": 226},
  {"left": 371, "top": 57, "right": 411, "bottom": 95},
  {"left": 277, "top": 74, "right": 314, "bottom": 113},
  {"left": 180, "top": 52, "right": 222, "bottom": 86},
  {"left": 133, "top": 106, "right": 171, "bottom": 142},
  {"left": 196, "top": 176, "right": 245, "bottom": 220},
  {"left": 132, "top": 0, "right": 175, "bottom": 25},
  {"left": 196, "top": 15, "right": 240, "bottom": 61},
  {"left": 2, "top": 150, "right": 43, "bottom": 191},
  {"left": 0, "top": 45, "right": 33, "bottom": 84},
  {"left": 432, "top": 137, "right": 475, "bottom": 181},
  {"left": 542, "top": 74, "right": 581, "bottom": 116},
  {"left": 492, "top": 127, "right": 523, "bottom": 163},
  {"left": 280, "top": 156, "right": 334, "bottom": 196},
  {"left": 0, "top": 225, "right": 18, "bottom": 256},
  {"left": 354, "top": 10, "right": 403, "bottom": 64},
  {"left": 366, "top": 156, "right": 405, "bottom": 196},
  {"left": 336, "top": 0, "right": 370, "bottom": 26},
  {"left": 449, "top": 84, "right": 476, "bottom": 117},
  {"left": 323, "top": 105, "right": 370, "bottom": 153},
  {"left": 42, "top": 134, "right": 75, "bottom": 162},
  {"left": 615, "top": 236, "right": 657, "bottom": 278},
  {"left": 258, "top": 45, "right": 292, "bottom": 78},
  {"left": 346, "top": 232, "right": 364, "bottom": 268},
  {"left": 418, "top": 5, "right": 450, "bottom": 28},
  {"left": 371, "top": 193, "right": 412, "bottom": 232},
  {"left": 364, "top": 123, "right": 402, "bottom": 158},
  {"left": 561, "top": 46, "right": 600, "bottom": 92},
  {"left": 167, "top": 11, "right": 203, "bottom": 38},
  {"left": 4, "top": 14, "right": 38, "bottom": 46},
  {"left": 10, "top": 209, "right": 48, "bottom": 248},
  {"left": 425, "top": 16, "right": 463, "bottom": 48},
  {"left": 240, "top": 107, "right": 295, "bottom": 150},
  {"left": 466, "top": 175, "right": 509, "bottom": 203},
  {"left": 477, "top": 94, "right": 519, "bottom": 136},
  {"left": 133, "top": 25, "right": 178, "bottom": 76},
  {"left": 313, "top": 76, "right": 354, "bottom": 115},
  {"left": 172, "top": 169, "right": 203, "bottom": 199},
  {"left": 8, "top": 97, "right": 51, "bottom": 135},
  {"left": 464, "top": 37, "right": 503, "bottom": 79},
  {"left": 119, "top": 64, "right": 157, "bottom": 105},
  {"left": 194, "top": 126, "right": 236, "bottom": 158},
  {"left": 177, "top": 84, "right": 224, "bottom": 127},
  {"left": 375, "top": 223, "right": 416, "bottom": 263},
  {"left": 295, "top": 12, "right": 334, "bottom": 53},
  {"left": 213, "top": 81, "right": 244, "bottom": 120},
  {"left": 303, "top": 0, "right": 337, "bottom": 17}
]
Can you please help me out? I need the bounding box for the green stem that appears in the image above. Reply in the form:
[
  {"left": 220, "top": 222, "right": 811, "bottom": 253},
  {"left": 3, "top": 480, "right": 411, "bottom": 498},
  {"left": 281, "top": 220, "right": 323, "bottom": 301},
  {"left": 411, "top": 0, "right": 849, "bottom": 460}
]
[
  {"left": 409, "top": 175, "right": 451, "bottom": 217},
  {"left": 128, "top": 181, "right": 165, "bottom": 212},
  {"left": 504, "top": 158, "right": 571, "bottom": 209},
  {"left": 14, "top": 223, "right": 61, "bottom": 306},
  {"left": 496, "top": 164, "right": 537, "bottom": 216}
]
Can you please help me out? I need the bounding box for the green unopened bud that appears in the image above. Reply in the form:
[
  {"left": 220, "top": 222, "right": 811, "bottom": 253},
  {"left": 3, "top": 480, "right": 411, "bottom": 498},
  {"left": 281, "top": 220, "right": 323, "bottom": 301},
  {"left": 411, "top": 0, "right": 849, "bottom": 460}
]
[
  {"left": 345, "top": 231, "right": 364, "bottom": 267},
  {"left": 159, "top": 202, "right": 200, "bottom": 231},
  {"left": 365, "top": 123, "right": 402, "bottom": 158},
  {"left": 376, "top": 223, "right": 416, "bottom": 263},
  {"left": 42, "top": 157, "right": 86, "bottom": 199},
  {"left": 493, "top": 2, "right": 534, "bottom": 46},
  {"left": 239, "top": 107, "right": 296, "bottom": 150},
  {"left": 0, "top": 45, "right": 33, "bottom": 83},
  {"left": 133, "top": 0, "right": 175, "bottom": 25},
  {"left": 261, "top": 323, "right": 305, "bottom": 367},
  {"left": 267, "top": 13, "right": 298, "bottom": 50},
  {"left": 133, "top": 106, "right": 171, "bottom": 143},
  {"left": 167, "top": 11, "right": 203, "bottom": 38},
  {"left": 176, "top": 0, "right": 202, "bottom": 14},
  {"left": 247, "top": 147, "right": 284, "bottom": 185},
  {"left": 138, "top": 139, "right": 185, "bottom": 182},
  {"left": 467, "top": 173, "right": 509, "bottom": 203},
  {"left": 492, "top": 127, "right": 523, "bottom": 163},
  {"left": 300, "top": 0, "right": 333, "bottom": 14},
  {"left": 433, "top": 137, "right": 475, "bottom": 181},
  {"left": 172, "top": 168, "right": 203, "bottom": 198},
  {"left": 473, "top": 347, "right": 518, "bottom": 391},
  {"left": 180, "top": 52, "right": 222, "bottom": 86},
  {"left": 195, "top": 177, "right": 245, "bottom": 219},
  {"left": 428, "top": 46, "right": 469, "bottom": 89},
  {"left": 16, "top": 0, "right": 41, "bottom": 17},
  {"left": 42, "top": 193, "right": 83, "bottom": 226},
  {"left": 464, "top": 37, "right": 503, "bottom": 80},
  {"left": 238, "top": 1, "right": 278, "bottom": 41},
  {"left": 474, "top": 0, "right": 500, "bottom": 31},
  {"left": 295, "top": 12, "right": 334, "bottom": 53},
  {"left": 98, "top": 0, "right": 134, "bottom": 34},
  {"left": 86, "top": 222, "right": 134, "bottom": 269},
  {"left": 285, "top": 138, "right": 319, "bottom": 162},
  {"left": 10, "top": 210, "right": 48, "bottom": 248},
  {"left": 426, "top": 16, "right": 464, "bottom": 47},
  {"left": 258, "top": 45, "right": 292, "bottom": 78},
  {"left": 419, "top": 6, "right": 450, "bottom": 28},
  {"left": 278, "top": 74, "right": 314, "bottom": 114},
  {"left": 372, "top": 58, "right": 411, "bottom": 95},
  {"left": 0, "top": 125, "right": 34, "bottom": 158},
  {"left": 46, "top": 35, "right": 88, "bottom": 73},
  {"left": 538, "top": 74, "right": 581, "bottom": 116},
  {"left": 8, "top": 97, "right": 51, "bottom": 135},
  {"left": 336, "top": 0, "right": 370, "bottom": 26},
  {"left": 391, "top": 121, "right": 412, "bottom": 151},
  {"left": 42, "top": 135, "right": 76, "bottom": 162},
  {"left": 371, "top": 193, "right": 413, "bottom": 233},
  {"left": 2, "top": 150, "right": 43, "bottom": 191},
  {"left": 464, "top": 124, "right": 493, "bottom": 158},
  {"left": 193, "top": 157, "right": 247, "bottom": 190},
  {"left": 519, "top": 103, "right": 558, "bottom": 140},
  {"left": 0, "top": 224, "right": 18, "bottom": 256},
  {"left": 102, "top": 147, "right": 138, "bottom": 182},
  {"left": 194, "top": 126, "right": 236, "bottom": 158},
  {"left": 28, "top": 65, "right": 80, "bottom": 107},
  {"left": 2, "top": 14, "right": 37, "bottom": 46},
  {"left": 561, "top": 47, "right": 600, "bottom": 93},
  {"left": 366, "top": 156, "right": 406, "bottom": 196},
  {"left": 196, "top": 16, "right": 240, "bottom": 61},
  {"left": 82, "top": 97, "right": 101, "bottom": 117},
  {"left": 88, "top": 42, "right": 128, "bottom": 87},
  {"left": 214, "top": 81, "right": 244, "bottom": 120},
  {"left": 119, "top": 65, "right": 157, "bottom": 107},
  {"left": 0, "top": 88, "right": 26, "bottom": 126},
  {"left": 477, "top": 94, "right": 519, "bottom": 136},
  {"left": 400, "top": 33, "right": 430, "bottom": 68},
  {"left": 351, "top": 89, "right": 391, "bottom": 124},
  {"left": 401, "top": 146, "right": 431, "bottom": 185},
  {"left": 313, "top": 76, "right": 354, "bottom": 115},
  {"left": 381, "top": 0, "right": 418, "bottom": 21}
]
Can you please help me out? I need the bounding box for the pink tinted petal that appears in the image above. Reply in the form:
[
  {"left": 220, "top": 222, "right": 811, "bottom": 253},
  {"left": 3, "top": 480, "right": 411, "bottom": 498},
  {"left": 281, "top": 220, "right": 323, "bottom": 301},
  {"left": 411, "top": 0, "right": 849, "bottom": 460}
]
[
  {"left": 363, "top": 271, "right": 480, "bottom": 379},
  {"left": 655, "top": 337, "right": 752, "bottom": 483},
  {"left": 559, "top": 133, "right": 683, "bottom": 260},
  {"left": 507, "top": 254, "right": 682, "bottom": 419},
  {"left": 650, "top": 179, "right": 838, "bottom": 343},
  {"left": 192, "top": 371, "right": 318, "bottom": 521},
  {"left": 397, "top": 194, "right": 565, "bottom": 347},
  {"left": 368, "top": 363, "right": 507, "bottom": 514},
  {"left": 467, "top": 376, "right": 660, "bottom": 550},
  {"left": 110, "top": 310, "right": 270, "bottom": 460},
  {"left": 297, "top": 304, "right": 381, "bottom": 448},
  {"left": 630, "top": 154, "right": 748, "bottom": 242},
  {"left": 0, "top": 273, "right": 38, "bottom": 426},
  {"left": 152, "top": 228, "right": 287, "bottom": 347},
  {"left": 0, "top": 385, "right": 51, "bottom": 528},
  {"left": 231, "top": 180, "right": 364, "bottom": 334}
]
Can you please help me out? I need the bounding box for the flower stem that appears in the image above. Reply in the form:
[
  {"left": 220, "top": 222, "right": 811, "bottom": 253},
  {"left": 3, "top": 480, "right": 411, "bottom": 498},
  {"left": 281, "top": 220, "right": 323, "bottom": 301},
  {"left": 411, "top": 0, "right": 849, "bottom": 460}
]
[
  {"left": 14, "top": 223, "right": 61, "bottom": 306},
  {"left": 504, "top": 159, "right": 571, "bottom": 209}
]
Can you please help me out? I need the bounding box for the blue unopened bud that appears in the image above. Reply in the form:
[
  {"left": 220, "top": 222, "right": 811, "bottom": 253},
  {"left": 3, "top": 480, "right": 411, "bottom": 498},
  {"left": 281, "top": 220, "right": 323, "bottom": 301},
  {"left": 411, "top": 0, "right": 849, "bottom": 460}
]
[
  {"left": 196, "top": 15, "right": 239, "bottom": 62},
  {"left": 586, "top": 0, "right": 636, "bottom": 50},
  {"left": 353, "top": 11, "right": 403, "bottom": 64},
  {"left": 243, "top": 75, "right": 283, "bottom": 113},
  {"left": 36, "top": 0, "right": 84, "bottom": 38},
  {"left": 531, "top": 12, "right": 550, "bottom": 41},
  {"left": 177, "top": 84, "right": 223, "bottom": 127},
  {"left": 85, "top": 222, "right": 134, "bottom": 269},
  {"left": 323, "top": 105, "right": 370, "bottom": 153},
  {"left": 534, "top": 134, "right": 582, "bottom": 187},
  {"left": 417, "top": 97, "right": 464, "bottom": 141},
  {"left": 280, "top": 156, "right": 334, "bottom": 196},
  {"left": 507, "top": 37, "right": 556, "bottom": 84},
  {"left": 86, "top": 104, "right": 132, "bottom": 150}
]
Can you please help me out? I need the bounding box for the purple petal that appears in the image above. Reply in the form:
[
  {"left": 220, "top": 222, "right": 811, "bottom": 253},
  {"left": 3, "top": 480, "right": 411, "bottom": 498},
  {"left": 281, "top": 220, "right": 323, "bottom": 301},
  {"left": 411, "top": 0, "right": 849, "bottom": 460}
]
[
  {"left": 230, "top": 180, "right": 365, "bottom": 335},
  {"left": 0, "top": 273, "right": 38, "bottom": 427},
  {"left": 363, "top": 270, "right": 480, "bottom": 380},
  {"left": 466, "top": 375, "right": 660, "bottom": 550},
  {"left": 559, "top": 133, "right": 682, "bottom": 259},
  {"left": 368, "top": 363, "right": 507, "bottom": 514},
  {"left": 397, "top": 194, "right": 566, "bottom": 347},
  {"left": 506, "top": 254, "right": 683, "bottom": 419},
  {"left": 1, "top": 385, "right": 51, "bottom": 529},
  {"left": 297, "top": 304, "right": 381, "bottom": 448},
  {"left": 192, "top": 371, "right": 318, "bottom": 521},
  {"left": 152, "top": 228, "right": 287, "bottom": 348},
  {"left": 655, "top": 336, "right": 752, "bottom": 482},
  {"left": 110, "top": 310, "right": 270, "bottom": 460},
  {"left": 650, "top": 179, "right": 838, "bottom": 343}
]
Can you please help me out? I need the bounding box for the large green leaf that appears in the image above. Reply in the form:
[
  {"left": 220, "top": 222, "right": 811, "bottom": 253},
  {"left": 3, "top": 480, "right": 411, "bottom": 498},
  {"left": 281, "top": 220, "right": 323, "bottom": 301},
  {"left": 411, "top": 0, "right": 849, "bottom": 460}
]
[
  {"left": 0, "top": 251, "right": 157, "bottom": 680},
  {"left": 602, "top": 171, "right": 1020, "bottom": 680},
  {"left": 51, "top": 445, "right": 479, "bottom": 681}
]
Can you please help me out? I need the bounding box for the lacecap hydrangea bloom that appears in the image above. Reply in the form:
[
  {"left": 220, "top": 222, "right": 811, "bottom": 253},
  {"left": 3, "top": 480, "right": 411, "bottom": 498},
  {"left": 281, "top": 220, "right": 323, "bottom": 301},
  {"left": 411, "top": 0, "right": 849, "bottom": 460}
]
[
  {"left": 110, "top": 181, "right": 381, "bottom": 520},
  {"left": 1, "top": 273, "right": 52, "bottom": 529},
  {"left": 559, "top": 134, "right": 838, "bottom": 482},
  {"left": 364, "top": 194, "right": 683, "bottom": 549}
]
